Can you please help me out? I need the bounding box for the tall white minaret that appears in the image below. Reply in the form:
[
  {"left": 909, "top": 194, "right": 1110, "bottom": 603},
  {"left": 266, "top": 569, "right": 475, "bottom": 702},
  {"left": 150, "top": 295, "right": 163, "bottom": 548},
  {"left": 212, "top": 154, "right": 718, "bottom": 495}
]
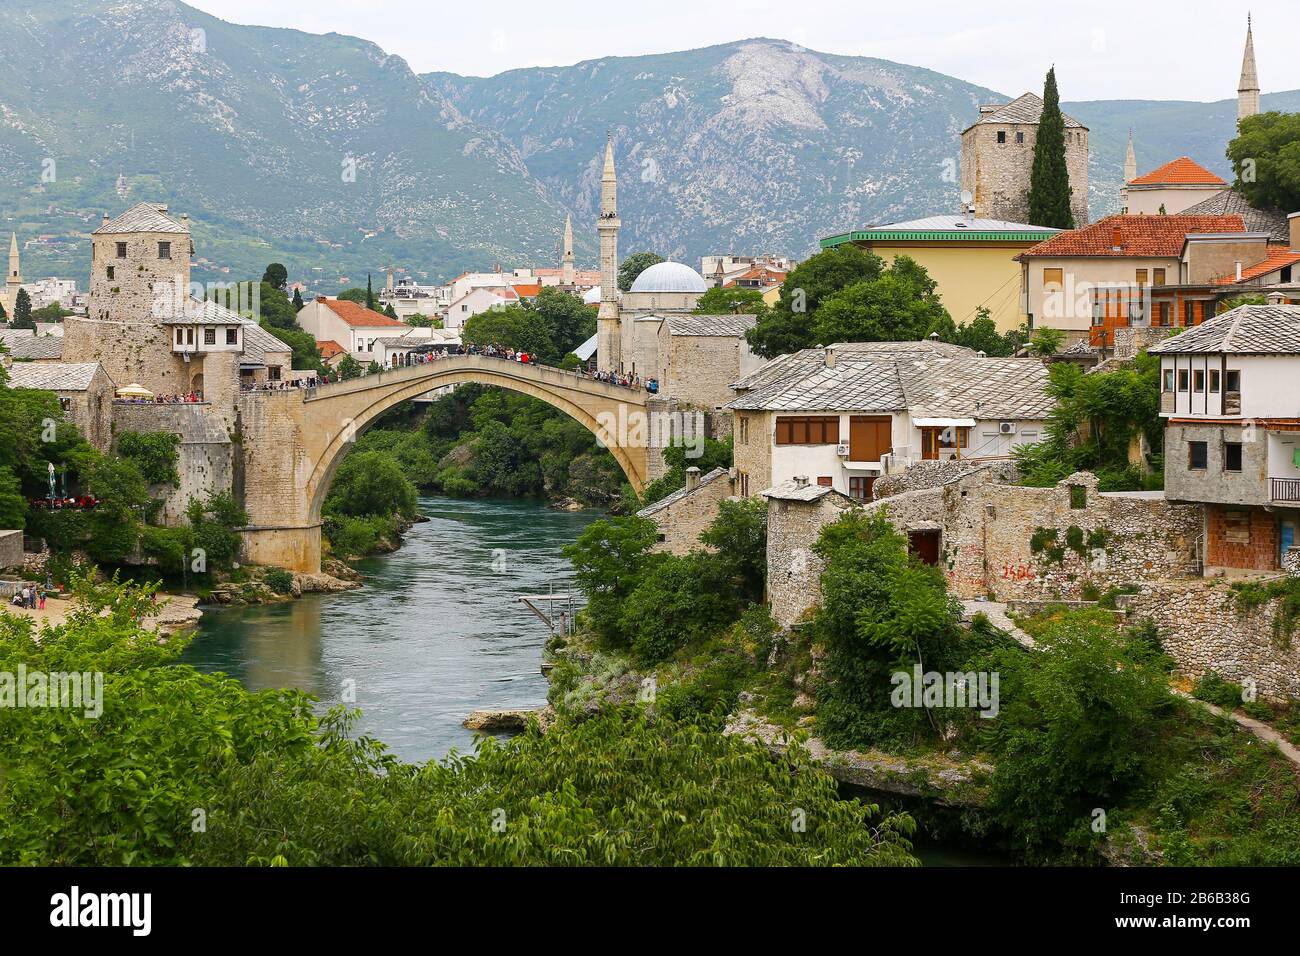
[
  {"left": 3, "top": 232, "right": 21, "bottom": 318},
  {"left": 596, "top": 134, "right": 621, "bottom": 373},
  {"left": 1124, "top": 131, "right": 1137, "bottom": 184},
  {"left": 562, "top": 213, "right": 575, "bottom": 288},
  {"left": 1238, "top": 14, "right": 1260, "bottom": 122}
]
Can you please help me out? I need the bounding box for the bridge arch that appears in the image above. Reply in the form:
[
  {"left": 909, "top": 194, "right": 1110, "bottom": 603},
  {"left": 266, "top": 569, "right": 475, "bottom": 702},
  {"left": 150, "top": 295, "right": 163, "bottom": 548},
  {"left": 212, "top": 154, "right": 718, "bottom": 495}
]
[{"left": 238, "top": 356, "right": 652, "bottom": 573}]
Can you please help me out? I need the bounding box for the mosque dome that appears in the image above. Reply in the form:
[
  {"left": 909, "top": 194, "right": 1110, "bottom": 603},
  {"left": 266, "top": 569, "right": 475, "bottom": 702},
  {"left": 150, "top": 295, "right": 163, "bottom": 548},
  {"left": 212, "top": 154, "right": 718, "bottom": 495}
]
[{"left": 629, "top": 261, "right": 708, "bottom": 294}]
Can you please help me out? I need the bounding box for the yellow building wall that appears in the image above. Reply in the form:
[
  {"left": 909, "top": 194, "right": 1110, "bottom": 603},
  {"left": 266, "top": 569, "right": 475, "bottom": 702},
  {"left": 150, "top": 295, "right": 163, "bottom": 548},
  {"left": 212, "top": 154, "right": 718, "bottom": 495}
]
[{"left": 869, "top": 242, "right": 1031, "bottom": 332}]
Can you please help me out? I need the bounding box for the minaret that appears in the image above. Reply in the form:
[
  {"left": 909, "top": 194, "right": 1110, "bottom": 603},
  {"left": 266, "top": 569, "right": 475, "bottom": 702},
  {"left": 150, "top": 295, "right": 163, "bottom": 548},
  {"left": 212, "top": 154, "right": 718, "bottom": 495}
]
[
  {"left": 562, "top": 213, "right": 575, "bottom": 288},
  {"left": 3, "top": 232, "right": 21, "bottom": 318},
  {"left": 596, "top": 134, "right": 621, "bottom": 373},
  {"left": 1238, "top": 14, "right": 1260, "bottom": 122},
  {"left": 1123, "top": 131, "right": 1137, "bottom": 184}
]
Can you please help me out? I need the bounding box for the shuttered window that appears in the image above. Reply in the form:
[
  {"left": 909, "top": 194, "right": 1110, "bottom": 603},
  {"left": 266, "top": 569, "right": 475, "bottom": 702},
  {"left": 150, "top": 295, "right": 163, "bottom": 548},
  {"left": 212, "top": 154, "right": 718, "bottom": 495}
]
[{"left": 774, "top": 416, "right": 840, "bottom": 445}]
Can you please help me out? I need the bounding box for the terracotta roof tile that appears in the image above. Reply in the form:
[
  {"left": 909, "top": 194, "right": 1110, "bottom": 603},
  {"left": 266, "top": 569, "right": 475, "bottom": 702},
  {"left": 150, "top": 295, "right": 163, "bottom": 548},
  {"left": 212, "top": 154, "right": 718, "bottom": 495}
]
[
  {"left": 1129, "top": 157, "right": 1226, "bottom": 187},
  {"left": 1213, "top": 248, "right": 1300, "bottom": 285},
  {"left": 1017, "top": 214, "right": 1246, "bottom": 259},
  {"left": 317, "top": 340, "right": 346, "bottom": 359},
  {"left": 319, "top": 297, "right": 409, "bottom": 328}
]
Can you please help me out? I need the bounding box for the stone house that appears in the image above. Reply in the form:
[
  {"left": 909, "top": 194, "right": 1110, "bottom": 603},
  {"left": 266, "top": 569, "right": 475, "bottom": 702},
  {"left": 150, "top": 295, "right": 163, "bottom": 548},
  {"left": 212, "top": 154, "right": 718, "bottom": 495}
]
[
  {"left": 637, "top": 466, "right": 736, "bottom": 554},
  {"left": 728, "top": 341, "right": 1053, "bottom": 503},
  {"left": 3, "top": 360, "right": 115, "bottom": 451},
  {"left": 1152, "top": 299, "right": 1300, "bottom": 573},
  {"left": 762, "top": 477, "right": 856, "bottom": 628}
]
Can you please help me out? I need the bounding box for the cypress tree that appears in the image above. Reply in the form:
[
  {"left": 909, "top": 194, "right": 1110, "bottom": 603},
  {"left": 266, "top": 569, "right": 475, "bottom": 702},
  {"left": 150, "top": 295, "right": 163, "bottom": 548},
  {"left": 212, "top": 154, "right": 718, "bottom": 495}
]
[
  {"left": 1027, "top": 67, "right": 1075, "bottom": 229},
  {"left": 292, "top": 288, "right": 304, "bottom": 312},
  {"left": 365, "top": 273, "right": 375, "bottom": 310},
  {"left": 12, "top": 288, "right": 33, "bottom": 330}
]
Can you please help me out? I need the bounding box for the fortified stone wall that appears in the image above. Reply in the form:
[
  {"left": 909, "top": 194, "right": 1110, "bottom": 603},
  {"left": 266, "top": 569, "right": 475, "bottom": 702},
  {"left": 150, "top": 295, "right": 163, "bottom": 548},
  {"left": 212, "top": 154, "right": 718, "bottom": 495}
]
[
  {"left": 1127, "top": 579, "right": 1300, "bottom": 701},
  {"left": 62, "top": 317, "right": 186, "bottom": 399},
  {"left": 0, "top": 529, "right": 23, "bottom": 570},
  {"left": 111, "top": 403, "right": 235, "bottom": 525},
  {"left": 961, "top": 122, "right": 1089, "bottom": 226}
]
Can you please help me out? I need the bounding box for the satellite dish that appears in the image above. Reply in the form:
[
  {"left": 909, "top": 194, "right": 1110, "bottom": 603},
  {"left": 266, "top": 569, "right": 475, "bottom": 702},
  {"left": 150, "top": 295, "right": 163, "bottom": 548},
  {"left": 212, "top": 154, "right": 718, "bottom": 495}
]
[{"left": 959, "top": 189, "right": 973, "bottom": 207}]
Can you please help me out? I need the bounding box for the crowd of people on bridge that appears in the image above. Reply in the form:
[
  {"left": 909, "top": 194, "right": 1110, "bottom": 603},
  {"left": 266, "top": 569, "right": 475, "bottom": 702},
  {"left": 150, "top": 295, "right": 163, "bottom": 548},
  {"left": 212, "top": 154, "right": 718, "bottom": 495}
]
[
  {"left": 241, "top": 377, "right": 320, "bottom": 392},
  {"left": 114, "top": 391, "right": 204, "bottom": 405}
]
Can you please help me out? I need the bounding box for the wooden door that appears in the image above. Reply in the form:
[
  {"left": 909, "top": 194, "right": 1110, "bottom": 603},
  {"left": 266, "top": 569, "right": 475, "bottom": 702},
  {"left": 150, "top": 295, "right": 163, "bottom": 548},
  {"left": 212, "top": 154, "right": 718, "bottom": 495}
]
[
  {"left": 920, "top": 428, "right": 940, "bottom": 460},
  {"left": 908, "top": 530, "right": 941, "bottom": 566},
  {"left": 849, "top": 416, "right": 892, "bottom": 462}
]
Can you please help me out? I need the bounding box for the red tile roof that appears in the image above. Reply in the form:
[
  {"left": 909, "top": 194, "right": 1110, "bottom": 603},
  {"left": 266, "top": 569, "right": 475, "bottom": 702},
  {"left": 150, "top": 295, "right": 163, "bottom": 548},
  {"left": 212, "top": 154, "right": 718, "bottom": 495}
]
[
  {"left": 317, "top": 340, "right": 346, "bottom": 360},
  {"left": 319, "top": 297, "right": 408, "bottom": 328},
  {"left": 1017, "top": 214, "right": 1246, "bottom": 259},
  {"left": 1129, "top": 157, "right": 1227, "bottom": 187},
  {"left": 510, "top": 283, "right": 543, "bottom": 297},
  {"left": 1214, "top": 247, "right": 1300, "bottom": 285}
]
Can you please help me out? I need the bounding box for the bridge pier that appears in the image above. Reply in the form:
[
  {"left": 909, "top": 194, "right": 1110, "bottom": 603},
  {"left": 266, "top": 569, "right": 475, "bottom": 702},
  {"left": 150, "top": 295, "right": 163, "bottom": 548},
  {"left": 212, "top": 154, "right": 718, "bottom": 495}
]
[{"left": 241, "top": 524, "right": 322, "bottom": 575}]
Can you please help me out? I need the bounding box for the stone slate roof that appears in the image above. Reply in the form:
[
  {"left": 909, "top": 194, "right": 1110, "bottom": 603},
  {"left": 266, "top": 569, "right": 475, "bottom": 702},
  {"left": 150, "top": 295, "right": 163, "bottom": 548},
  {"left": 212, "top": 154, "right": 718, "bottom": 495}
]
[
  {"left": 158, "top": 298, "right": 247, "bottom": 325},
  {"left": 1149, "top": 304, "right": 1300, "bottom": 355},
  {"left": 761, "top": 480, "right": 850, "bottom": 503},
  {"left": 4, "top": 361, "right": 101, "bottom": 391},
  {"left": 636, "top": 467, "right": 730, "bottom": 517},
  {"left": 726, "top": 344, "right": 1052, "bottom": 420},
  {"left": 93, "top": 202, "right": 189, "bottom": 235},
  {"left": 899, "top": 357, "right": 1055, "bottom": 420},
  {"left": 1177, "top": 189, "right": 1291, "bottom": 243},
  {"left": 729, "top": 340, "right": 975, "bottom": 394},
  {"left": 240, "top": 322, "right": 292, "bottom": 366},
  {"left": 667, "top": 314, "right": 756, "bottom": 337},
  {"left": 966, "top": 93, "right": 1086, "bottom": 131},
  {"left": 0, "top": 328, "right": 64, "bottom": 360}
]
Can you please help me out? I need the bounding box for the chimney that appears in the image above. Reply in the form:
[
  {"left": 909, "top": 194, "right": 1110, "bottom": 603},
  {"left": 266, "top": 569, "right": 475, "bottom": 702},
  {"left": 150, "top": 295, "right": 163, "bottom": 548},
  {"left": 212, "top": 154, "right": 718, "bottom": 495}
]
[
  {"left": 824, "top": 346, "right": 836, "bottom": 368},
  {"left": 1267, "top": 291, "right": 1287, "bottom": 306},
  {"left": 1111, "top": 226, "right": 1123, "bottom": 252},
  {"left": 1290, "top": 212, "right": 1300, "bottom": 252},
  {"left": 793, "top": 475, "right": 809, "bottom": 489},
  {"left": 685, "top": 466, "right": 701, "bottom": 492},
  {"left": 101, "top": 213, "right": 110, "bottom": 224},
  {"left": 1235, "top": 261, "right": 1243, "bottom": 281}
]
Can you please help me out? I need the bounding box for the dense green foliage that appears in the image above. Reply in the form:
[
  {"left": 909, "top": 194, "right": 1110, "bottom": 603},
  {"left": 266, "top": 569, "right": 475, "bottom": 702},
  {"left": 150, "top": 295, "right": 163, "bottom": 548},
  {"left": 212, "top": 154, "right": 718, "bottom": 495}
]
[
  {"left": 1026, "top": 68, "right": 1075, "bottom": 229},
  {"left": 565, "top": 502, "right": 767, "bottom": 665},
  {"left": 694, "top": 286, "right": 769, "bottom": 316},
  {"left": 745, "top": 245, "right": 1021, "bottom": 359},
  {"left": 461, "top": 288, "right": 594, "bottom": 363},
  {"left": 320, "top": 451, "right": 418, "bottom": 559},
  {"left": 0, "top": 577, "right": 915, "bottom": 866},
  {"left": 10, "top": 288, "right": 33, "bottom": 329},
  {"left": 637, "top": 436, "right": 734, "bottom": 506},
  {"left": 1014, "top": 352, "right": 1163, "bottom": 490},
  {"left": 1227, "top": 111, "right": 1300, "bottom": 213},
  {"left": 114, "top": 431, "right": 181, "bottom": 487}
]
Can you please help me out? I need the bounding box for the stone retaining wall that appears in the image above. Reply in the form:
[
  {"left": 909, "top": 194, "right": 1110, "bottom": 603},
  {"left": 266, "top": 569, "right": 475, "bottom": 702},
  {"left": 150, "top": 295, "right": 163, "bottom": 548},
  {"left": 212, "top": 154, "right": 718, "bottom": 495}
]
[{"left": 1127, "top": 579, "right": 1300, "bottom": 702}]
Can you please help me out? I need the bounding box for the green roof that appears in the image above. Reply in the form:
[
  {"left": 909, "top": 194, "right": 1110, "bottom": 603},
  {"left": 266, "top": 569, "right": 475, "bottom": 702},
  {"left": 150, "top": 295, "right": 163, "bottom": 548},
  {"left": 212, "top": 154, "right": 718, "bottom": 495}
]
[{"left": 822, "top": 216, "right": 1059, "bottom": 249}]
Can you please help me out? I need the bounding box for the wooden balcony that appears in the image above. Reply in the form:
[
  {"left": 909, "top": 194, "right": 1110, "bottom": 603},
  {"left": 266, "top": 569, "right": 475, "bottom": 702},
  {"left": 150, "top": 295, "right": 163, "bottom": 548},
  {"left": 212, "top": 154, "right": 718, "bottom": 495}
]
[{"left": 1270, "top": 477, "right": 1300, "bottom": 503}]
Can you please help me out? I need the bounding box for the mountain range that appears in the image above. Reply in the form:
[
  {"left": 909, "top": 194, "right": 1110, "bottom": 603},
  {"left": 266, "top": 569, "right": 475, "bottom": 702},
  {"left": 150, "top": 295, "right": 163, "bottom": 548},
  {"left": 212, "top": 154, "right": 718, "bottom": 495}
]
[{"left": 1, "top": 0, "right": 1296, "bottom": 293}]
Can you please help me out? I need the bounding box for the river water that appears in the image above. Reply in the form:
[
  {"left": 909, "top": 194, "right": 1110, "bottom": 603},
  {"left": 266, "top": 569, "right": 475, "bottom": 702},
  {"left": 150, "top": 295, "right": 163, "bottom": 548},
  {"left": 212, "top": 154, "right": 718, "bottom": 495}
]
[{"left": 182, "top": 496, "right": 597, "bottom": 763}]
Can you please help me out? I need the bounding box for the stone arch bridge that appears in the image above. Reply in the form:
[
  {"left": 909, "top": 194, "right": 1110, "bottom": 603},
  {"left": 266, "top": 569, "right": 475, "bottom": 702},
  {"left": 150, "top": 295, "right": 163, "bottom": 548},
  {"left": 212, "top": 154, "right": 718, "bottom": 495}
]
[{"left": 237, "top": 356, "right": 664, "bottom": 573}]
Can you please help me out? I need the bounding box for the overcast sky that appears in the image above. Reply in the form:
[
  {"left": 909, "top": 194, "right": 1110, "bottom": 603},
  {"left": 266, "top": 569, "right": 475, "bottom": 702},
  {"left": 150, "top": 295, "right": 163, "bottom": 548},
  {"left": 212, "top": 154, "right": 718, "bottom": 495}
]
[{"left": 187, "top": 0, "right": 1289, "bottom": 103}]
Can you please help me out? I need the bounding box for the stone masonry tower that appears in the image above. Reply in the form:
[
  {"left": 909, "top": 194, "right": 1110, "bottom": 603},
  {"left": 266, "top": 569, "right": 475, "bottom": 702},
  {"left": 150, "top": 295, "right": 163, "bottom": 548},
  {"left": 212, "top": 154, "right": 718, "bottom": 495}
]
[
  {"left": 63, "top": 202, "right": 211, "bottom": 398},
  {"left": 3, "top": 232, "right": 21, "bottom": 317},
  {"left": 960, "top": 92, "right": 1090, "bottom": 226},
  {"left": 596, "top": 135, "right": 621, "bottom": 373},
  {"left": 562, "top": 213, "right": 576, "bottom": 288},
  {"left": 1238, "top": 15, "right": 1260, "bottom": 122}
]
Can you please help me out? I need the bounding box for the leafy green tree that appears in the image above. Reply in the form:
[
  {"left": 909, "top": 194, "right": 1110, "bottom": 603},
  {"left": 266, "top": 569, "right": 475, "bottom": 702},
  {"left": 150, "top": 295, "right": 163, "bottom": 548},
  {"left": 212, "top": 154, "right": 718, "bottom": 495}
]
[
  {"left": 114, "top": 431, "right": 180, "bottom": 487},
  {"left": 619, "top": 553, "right": 738, "bottom": 664},
  {"left": 949, "top": 307, "right": 1016, "bottom": 356},
  {"left": 810, "top": 256, "right": 952, "bottom": 345},
  {"left": 1027, "top": 67, "right": 1075, "bottom": 229},
  {"left": 383, "top": 303, "right": 399, "bottom": 320},
  {"left": 324, "top": 450, "right": 417, "bottom": 520},
  {"left": 404, "top": 314, "right": 441, "bottom": 329},
  {"left": 638, "top": 436, "right": 733, "bottom": 506},
  {"left": 563, "top": 516, "right": 662, "bottom": 646},
  {"left": 532, "top": 287, "right": 595, "bottom": 356},
  {"left": 261, "top": 263, "right": 288, "bottom": 292},
  {"left": 618, "top": 251, "right": 664, "bottom": 292},
  {"left": 337, "top": 287, "right": 368, "bottom": 305},
  {"left": 1027, "top": 326, "right": 1065, "bottom": 356},
  {"left": 813, "top": 510, "right": 965, "bottom": 750},
  {"left": 694, "top": 286, "right": 769, "bottom": 316},
  {"left": 263, "top": 320, "right": 324, "bottom": 373},
  {"left": 11, "top": 288, "right": 34, "bottom": 330},
  {"left": 336, "top": 355, "right": 363, "bottom": 380},
  {"left": 1227, "top": 111, "right": 1300, "bottom": 213},
  {"left": 0, "top": 299, "right": 7, "bottom": 320},
  {"left": 699, "top": 497, "right": 768, "bottom": 603},
  {"left": 1014, "top": 351, "right": 1163, "bottom": 490},
  {"left": 462, "top": 305, "right": 556, "bottom": 362},
  {"left": 979, "top": 613, "right": 1172, "bottom": 860},
  {"left": 84, "top": 457, "right": 150, "bottom": 564},
  {"left": 185, "top": 492, "right": 249, "bottom": 571},
  {"left": 31, "top": 302, "right": 73, "bottom": 322},
  {"left": 746, "top": 245, "right": 885, "bottom": 358},
  {"left": 0, "top": 465, "right": 25, "bottom": 528}
]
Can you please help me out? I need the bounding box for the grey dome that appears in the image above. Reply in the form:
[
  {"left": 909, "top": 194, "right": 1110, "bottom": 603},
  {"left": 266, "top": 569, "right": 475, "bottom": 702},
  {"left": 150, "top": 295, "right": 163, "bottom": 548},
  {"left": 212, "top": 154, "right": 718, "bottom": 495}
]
[{"left": 629, "top": 261, "right": 708, "bottom": 294}]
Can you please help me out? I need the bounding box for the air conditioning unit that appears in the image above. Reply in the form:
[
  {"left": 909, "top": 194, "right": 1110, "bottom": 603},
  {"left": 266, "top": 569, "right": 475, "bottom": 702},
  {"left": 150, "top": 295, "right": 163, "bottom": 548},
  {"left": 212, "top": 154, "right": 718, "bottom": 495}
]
[
  {"left": 998, "top": 421, "right": 1017, "bottom": 435},
  {"left": 836, "top": 444, "right": 850, "bottom": 457}
]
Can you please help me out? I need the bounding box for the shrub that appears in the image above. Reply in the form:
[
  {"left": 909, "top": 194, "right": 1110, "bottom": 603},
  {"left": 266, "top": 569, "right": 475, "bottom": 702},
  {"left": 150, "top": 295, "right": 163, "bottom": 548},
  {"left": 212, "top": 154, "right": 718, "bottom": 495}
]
[{"left": 264, "top": 568, "right": 294, "bottom": 594}]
